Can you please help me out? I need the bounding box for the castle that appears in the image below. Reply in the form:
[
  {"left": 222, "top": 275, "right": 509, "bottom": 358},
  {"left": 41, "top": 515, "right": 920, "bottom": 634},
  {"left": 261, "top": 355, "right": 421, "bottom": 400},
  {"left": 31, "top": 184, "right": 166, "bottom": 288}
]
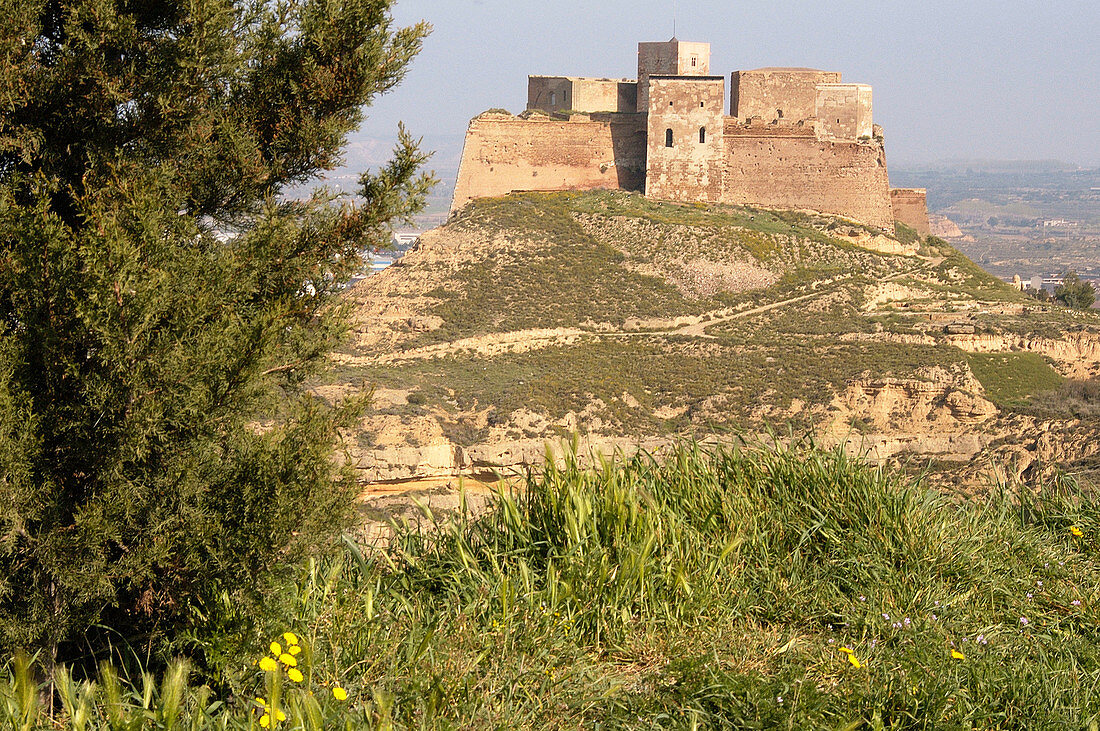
[{"left": 451, "top": 39, "right": 930, "bottom": 236}]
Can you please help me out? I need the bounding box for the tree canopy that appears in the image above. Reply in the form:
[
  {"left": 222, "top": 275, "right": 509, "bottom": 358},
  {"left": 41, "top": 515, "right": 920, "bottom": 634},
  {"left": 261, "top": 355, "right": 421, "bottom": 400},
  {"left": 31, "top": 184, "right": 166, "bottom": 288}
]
[
  {"left": 1054, "top": 272, "right": 1096, "bottom": 310},
  {"left": 0, "top": 0, "right": 432, "bottom": 668}
]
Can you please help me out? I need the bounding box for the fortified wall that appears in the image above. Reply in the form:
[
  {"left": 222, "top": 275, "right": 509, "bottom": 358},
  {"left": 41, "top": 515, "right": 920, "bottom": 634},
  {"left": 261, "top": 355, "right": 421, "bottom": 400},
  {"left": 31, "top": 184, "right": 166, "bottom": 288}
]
[
  {"left": 890, "top": 188, "right": 932, "bottom": 237},
  {"left": 452, "top": 39, "right": 928, "bottom": 234}
]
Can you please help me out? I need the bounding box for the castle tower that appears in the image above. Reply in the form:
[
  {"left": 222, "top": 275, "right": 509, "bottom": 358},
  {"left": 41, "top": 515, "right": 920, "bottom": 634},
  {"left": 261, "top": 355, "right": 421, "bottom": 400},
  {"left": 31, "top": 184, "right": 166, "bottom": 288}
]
[
  {"left": 637, "top": 39, "right": 711, "bottom": 112},
  {"left": 644, "top": 74, "right": 726, "bottom": 202},
  {"left": 815, "top": 83, "right": 874, "bottom": 140}
]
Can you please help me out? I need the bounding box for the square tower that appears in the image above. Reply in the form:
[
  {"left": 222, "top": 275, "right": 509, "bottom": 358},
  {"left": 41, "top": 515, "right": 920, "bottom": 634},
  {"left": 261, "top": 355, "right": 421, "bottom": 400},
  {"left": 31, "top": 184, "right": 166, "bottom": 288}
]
[
  {"left": 637, "top": 39, "right": 711, "bottom": 112},
  {"left": 815, "top": 83, "right": 874, "bottom": 140},
  {"left": 645, "top": 76, "right": 726, "bottom": 203}
]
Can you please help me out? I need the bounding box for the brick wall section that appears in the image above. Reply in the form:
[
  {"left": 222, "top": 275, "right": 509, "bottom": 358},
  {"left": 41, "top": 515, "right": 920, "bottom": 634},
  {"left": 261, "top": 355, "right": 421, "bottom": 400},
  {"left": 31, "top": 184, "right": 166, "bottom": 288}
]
[
  {"left": 645, "top": 77, "right": 726, "bottom": 202},
  {"left": 816, "top": 84, "right": 874, "bottom": 140},
  {"left": 451, "top": 113, "right": 647, "bottom": 212},
  {"left": 731, "top": 68, "right": 841, "bottom": 122},
  {"left": 721, "top": 121, "right": 895, "bottom": 230},
  {"left": 890, "top": 188, "right": 931, "bottom": 236}
]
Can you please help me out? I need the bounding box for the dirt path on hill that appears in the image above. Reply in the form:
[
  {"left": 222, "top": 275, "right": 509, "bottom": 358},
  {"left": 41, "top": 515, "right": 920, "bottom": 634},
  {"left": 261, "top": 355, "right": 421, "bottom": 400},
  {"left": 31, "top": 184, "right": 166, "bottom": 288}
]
[{"left": 339, "top": 269, "right": 921, "bottom": 365}]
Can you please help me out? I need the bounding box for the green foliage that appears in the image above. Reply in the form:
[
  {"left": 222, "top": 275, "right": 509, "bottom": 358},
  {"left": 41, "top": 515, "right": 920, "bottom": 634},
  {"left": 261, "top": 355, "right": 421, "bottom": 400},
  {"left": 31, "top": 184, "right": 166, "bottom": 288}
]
[
  {"left": 929, "top": 242, "right": 1029, "bottom": 302},
  {"left": 0, "top": 0, "right": 432, "bottom": 669},
  {"left": 1055, "top": 271, "right": 1097, "bottom": 310},
  {"left": 9, "top": 442, "right": 1100, "bottom": 727},
  {"left": 893, "top": 221, "right": 922, "bottom": 247},
  {"left": 335, "top": 336, "right": 956, "bottom": 440},
  {"left": 1027, "top": 379, "right": 1100, "bottom": 420},
  {"left": 967, "top": 352, "right": 1065, "bottom": 408}
]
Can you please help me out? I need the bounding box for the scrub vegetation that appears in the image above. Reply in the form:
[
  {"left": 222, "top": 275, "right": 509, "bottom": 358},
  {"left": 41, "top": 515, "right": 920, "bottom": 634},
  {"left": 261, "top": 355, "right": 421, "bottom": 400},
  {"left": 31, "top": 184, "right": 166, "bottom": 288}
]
[{"left": 7, "top": 443, "right": 1100, "bottom": 728}]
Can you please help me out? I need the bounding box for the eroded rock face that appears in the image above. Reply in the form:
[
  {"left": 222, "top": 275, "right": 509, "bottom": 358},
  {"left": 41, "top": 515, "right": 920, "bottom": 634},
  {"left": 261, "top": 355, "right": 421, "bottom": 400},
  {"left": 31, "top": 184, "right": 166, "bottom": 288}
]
[
  {"left": 821, "top": 368, "right": 998, "bottom": 462},
  {"left": 829, "top": 374, "right": 996, "bottom": 433},
  {"left": 949, "top": 332, "right": 1100, "bottom": 379},
  {"left": 357, "top": 444, "right": 467, "bottom": 483}
]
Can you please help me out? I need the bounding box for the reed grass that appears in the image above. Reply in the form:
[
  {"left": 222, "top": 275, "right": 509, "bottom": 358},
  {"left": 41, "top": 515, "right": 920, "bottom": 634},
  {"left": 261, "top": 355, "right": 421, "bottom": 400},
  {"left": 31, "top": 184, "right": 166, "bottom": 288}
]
[{"left": 4, "top": 441, "right": 1100, "bottom": 728}]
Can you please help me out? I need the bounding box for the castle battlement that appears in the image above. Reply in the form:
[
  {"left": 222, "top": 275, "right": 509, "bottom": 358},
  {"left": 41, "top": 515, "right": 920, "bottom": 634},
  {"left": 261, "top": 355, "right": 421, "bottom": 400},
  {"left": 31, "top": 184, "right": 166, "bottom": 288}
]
[{"left": 453, "top": 39, "right": 931, "bottom": 235}]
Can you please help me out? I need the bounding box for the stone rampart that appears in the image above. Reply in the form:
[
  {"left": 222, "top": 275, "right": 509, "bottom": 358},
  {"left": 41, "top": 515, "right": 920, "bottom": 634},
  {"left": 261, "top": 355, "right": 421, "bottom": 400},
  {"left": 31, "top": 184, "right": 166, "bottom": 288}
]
[
  {"left": 815, "top": 83, "right": 874, "bottom": 141},
  {"left": 451, "top": 113, "right": 647, "bottom": 212},
  {"left": 890, "top": 188, "right": 931, "bottom": 236},
  {"left": 721, "top": 121, "right": 894, "bottom": 230}
]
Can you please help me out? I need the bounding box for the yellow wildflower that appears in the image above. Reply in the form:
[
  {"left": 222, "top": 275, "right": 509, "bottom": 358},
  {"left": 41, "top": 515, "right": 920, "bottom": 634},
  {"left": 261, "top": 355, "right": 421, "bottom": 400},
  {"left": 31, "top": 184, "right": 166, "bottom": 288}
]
[
  {"left": 1071, "top": 526, "right": 1084, "bottom": 537},
  {"left": 279, "top": 653, "right": 297, "bottom": 667},
  {"left": 951, "top": 649, "right": 965, "bottom": 660},
  {"left": 332, "top": 686, "right": 348, "bottom": 701},
  {"left": 276, "top": 710, "right": 287, "bottom": 722},
  {"left": 255, "top": 697, "right": 267, "bottom": 707},
  {"left": 283, "top": 632, "right": 299, "bottom": 646},
  {"left": 847, "top": 654, "right": 862, "bottom": 669},
  {"left": 289, "top": 645, "right": 302, "bottom": 655},
  {"left": 270, "top": 641, "right": 282, "bottom": 656},
  {"left": 839, "top": 647, "right": 854, "bottom": 655},
  {"left": 288, "top": 668, "right": 304, "bottom": 683},
  {"left": 259, "top": 714, "right": 270, "bottom": 728},
  {"left": 259, "top": 656, "right": 279, "bottom": 673}
]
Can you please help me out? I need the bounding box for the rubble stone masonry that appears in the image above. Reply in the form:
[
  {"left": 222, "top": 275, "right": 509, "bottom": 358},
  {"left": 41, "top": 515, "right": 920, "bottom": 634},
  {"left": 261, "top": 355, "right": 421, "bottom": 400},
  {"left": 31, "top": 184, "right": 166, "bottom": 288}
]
[{"left": 721, "top": 122, "right": 894, "bottom": 230}]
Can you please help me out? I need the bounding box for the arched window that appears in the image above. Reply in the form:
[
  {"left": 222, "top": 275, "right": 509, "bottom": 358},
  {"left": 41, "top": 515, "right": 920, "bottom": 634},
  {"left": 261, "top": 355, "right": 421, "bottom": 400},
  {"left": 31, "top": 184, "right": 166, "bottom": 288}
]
[
  {"left": 665, "top": 129, "right": 674, "bottom": 147},
  {"left": 549, "top": 92, "right": 556, "bottom": 106},
  {"left": 777, "top": 109, "right": 783, "bottom": 119},
  {"left": 699, "top": 127, "right": 706, "bottom": 143}
]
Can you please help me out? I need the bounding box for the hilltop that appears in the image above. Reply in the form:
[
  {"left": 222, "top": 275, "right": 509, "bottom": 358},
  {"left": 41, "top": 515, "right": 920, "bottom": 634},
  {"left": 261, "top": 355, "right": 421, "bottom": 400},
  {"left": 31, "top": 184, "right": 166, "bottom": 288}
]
[{"left": 327, "top": 190, "right": 1100, "bottom": 489}]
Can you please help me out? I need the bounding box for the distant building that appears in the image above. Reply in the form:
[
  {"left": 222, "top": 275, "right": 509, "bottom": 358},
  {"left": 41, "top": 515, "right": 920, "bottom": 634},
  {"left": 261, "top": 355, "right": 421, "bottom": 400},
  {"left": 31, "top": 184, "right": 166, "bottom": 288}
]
[
  {"left": 392, "top": 231, "right": 424, "bottom": 248},
  {"left": 452, "top": 38, "right": 930, "bottom": 235}
]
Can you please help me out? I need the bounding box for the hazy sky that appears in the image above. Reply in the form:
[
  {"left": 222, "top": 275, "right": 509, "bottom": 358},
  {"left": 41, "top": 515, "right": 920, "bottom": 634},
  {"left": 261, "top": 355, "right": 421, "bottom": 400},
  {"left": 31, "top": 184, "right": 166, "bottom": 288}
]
[{"left": 354, "top": 0, "right": 1100, "bottom": 168}]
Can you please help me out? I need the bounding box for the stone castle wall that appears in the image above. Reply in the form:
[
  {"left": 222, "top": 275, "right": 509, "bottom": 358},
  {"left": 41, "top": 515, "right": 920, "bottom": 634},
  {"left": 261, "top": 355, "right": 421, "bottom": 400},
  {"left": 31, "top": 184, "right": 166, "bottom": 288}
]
[
  {"left": 721, "top": 122, "right": 894, "bottom": 230},
  {"left": 890, "top": 188, "right": 931, "bottom": 236},
  {"left": 451, "top": 41, "right": 905, "bottom": 232},
  {"left": 528, "top": 77, "right": 637, "bottom": 114},
  {"left": 451, "top": 113, "right": 647, "bottom": 212},
  {"left": 452, "top": 112, "right": 895, "bottom": 231},
  {"left": 816, "top": 84, "right": 874, "bottom": 141},
  {"left": 637, "top": 40, "right": 711, "bottom": 112},
  {"left": 645, "top": 77, "right": 726, "bottom": 202},
  {"left": 731, "top": 68, "right": 840, "bottom": 122}
]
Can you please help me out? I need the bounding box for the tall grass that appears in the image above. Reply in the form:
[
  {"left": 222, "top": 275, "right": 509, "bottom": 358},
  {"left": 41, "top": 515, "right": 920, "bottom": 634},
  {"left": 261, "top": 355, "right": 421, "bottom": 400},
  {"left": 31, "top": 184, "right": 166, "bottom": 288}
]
[{"left": 5, "top": 441, "right": 1100, "bottom": 728}]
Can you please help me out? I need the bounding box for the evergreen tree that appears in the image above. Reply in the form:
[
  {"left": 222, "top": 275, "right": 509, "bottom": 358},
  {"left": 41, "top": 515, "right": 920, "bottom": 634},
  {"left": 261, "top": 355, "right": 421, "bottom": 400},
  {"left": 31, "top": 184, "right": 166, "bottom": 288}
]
[
  {"left": 1054, "top": 271, "right": 1096, "bottom": 310},
  {"left": 0, "top": 0, "right": 432, "bottom": 669}
]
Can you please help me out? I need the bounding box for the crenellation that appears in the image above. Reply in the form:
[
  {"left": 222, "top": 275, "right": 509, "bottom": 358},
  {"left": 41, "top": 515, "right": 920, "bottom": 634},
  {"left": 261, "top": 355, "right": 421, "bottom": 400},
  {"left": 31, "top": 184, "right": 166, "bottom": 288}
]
[{"left": 452, "top": 38, "right": 930, "bottom": 235}]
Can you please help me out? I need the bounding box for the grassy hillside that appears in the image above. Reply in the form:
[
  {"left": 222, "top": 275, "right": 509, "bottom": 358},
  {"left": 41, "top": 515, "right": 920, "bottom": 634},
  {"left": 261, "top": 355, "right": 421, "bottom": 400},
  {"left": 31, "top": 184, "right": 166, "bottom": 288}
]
[
  {"left": 335, "top": 191, "right": 1096, "bottom": 455},
  {"left": 404, "top": 192, "right": 952, "bottom": 344},
  {"left": 13, "top": 444, "right": 1100, "bottom": 728}
]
